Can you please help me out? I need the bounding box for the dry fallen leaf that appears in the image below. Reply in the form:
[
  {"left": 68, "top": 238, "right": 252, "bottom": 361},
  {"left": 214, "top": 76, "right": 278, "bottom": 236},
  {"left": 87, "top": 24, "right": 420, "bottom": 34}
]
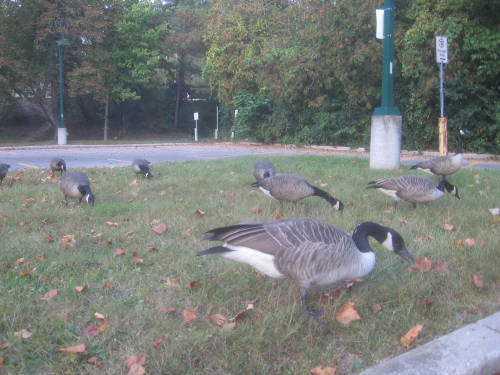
[
  {"left": 335, "top": 302, "right": 361, "bottom": 327},
  {"left": 14, "top": 329, "right": 32, "bottom": 339},
  {"left": 1, "top": 341, "right": 9, "bottom": 350},
  {"left": 55, "top": 343, "right": 86, "bottom": 354},
  {"left": 147, "top": 246, "right": 159, "bottom": 252},
  {"left": 105, "top": 221, "right": 118, "bottom": 227},
  {"left": 152, "top": 223, "right": 167, "bottom": 235},
  {"left": 464, "top": 237, "right": 475, "bottom": 247},
  {"left": 472, "top": 274, "right": 484, "bottom": 288},
  {"left": 195, "top": 209, "right": 205, "bottom": 216},
  {"left": 74, "top": 284, "right": 88, "bottom": 293},
  {"left": 35, "top": 253, "right": 45, "bottom": 261},
  {"left": 185, "top": 280, "right": 202, "bottom": 289},
  {"left": 18, "top": 269, "right": 34, "bottom": 277},
  {"left": 433, "top": 261, "right": 450, "bottom": 275},
  {"left": 60, "top": 235, "right": 76, "bottom": 249},
  {"left": 373, "top": 303, "right": 382, "bottom": 315},
  {"left": 442, "top": 223, "right": 455, "bottom": 232},
  {"left": 183, "top": 310, "right": 197, "bottom": 323},
  {"left": 132, "top": 252, "right": 144, "bottom": 264},
  {"left": 165, "top": 277, "right": 180, "bottom": 289},
  {"left": 44, "top": 234, "right": 55, "bottom": 242},
  {"left": 209, "top": 313, "right": 228, "bottom": 327},
  {"left": 400, "top": 324, "right": 423, "bottom": 348},
  {"left": 274, "top": 211, "right": 284, "bottom": 220},
  {"left": 311, "top": 365, "right": 337, "bottom": 375},
  {"left": 160, "top": 307, "right": 176, "bottom": 315},
  {"left": 99, "top": 240, "right": 112, "bottom": 248},
  {"left": 42, "top": 289, "right": 58, "bottom": 301},
  {"left": 114, "top": 248, "right": 126, "bottom": 256},
  {"left": 411, "top": 256, "right": 432, "bottom": 272},
  {"left": 251, "top": 207, "right": 262, "bottom": 214}
]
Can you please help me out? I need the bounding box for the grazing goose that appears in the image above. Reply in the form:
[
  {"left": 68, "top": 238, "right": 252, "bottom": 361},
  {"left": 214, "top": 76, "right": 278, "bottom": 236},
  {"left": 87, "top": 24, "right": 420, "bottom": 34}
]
[
  {"left": 131, "top": 159, "right": 152, "bottom": 179},
  {"left": 0, "top": 163, "right": 10, "bottom": 185},
  {"left": 198, "top": 218, "right": 412, "bottom": 318},
  {"left": 50, "top": 157, "right": 67, "bottom": 175},
  {"left": 366, "top": 175, "right": 459, "bottom": 209},
  {"left": 252, "top": 173, "right": 343, "bottom": 211},
  {"left": 252, "top": 161, "right": 276, "bottom": 184},
  {"left": 410, "top": 128, "right": 471, "bottom": 181},
  {"left": 59, "top": 171, "right": 95, "bottom": 208}
]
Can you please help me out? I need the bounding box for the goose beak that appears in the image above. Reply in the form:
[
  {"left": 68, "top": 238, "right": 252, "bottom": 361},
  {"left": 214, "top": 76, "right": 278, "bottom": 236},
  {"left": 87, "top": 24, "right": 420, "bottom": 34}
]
[{"left": 398, "top": 248, "right": 414, "bottom": 262}]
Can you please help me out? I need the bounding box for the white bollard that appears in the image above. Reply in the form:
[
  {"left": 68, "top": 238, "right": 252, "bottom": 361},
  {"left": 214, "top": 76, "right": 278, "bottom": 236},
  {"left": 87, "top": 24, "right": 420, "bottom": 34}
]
[
  {"left": 214, "top": 128, "right": 218, "bottom": 140},
  {"left": 194, "top": 127, "right": 198, "bottom": 142},
  {"left": 369, "top": 115, "right": 402, "bottom": 169},
  {"left": 58, "top": 128, "right": 67, "bottom": 145}
]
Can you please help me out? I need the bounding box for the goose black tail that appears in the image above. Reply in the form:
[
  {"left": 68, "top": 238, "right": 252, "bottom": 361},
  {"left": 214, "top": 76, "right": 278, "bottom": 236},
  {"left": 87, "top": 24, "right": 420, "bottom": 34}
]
[
  {"left": 251, "top": 181, "right": 260, "bottom": 188},
  {"left": 410, "top": 165, "right": 418, "bottom": 170},
  {"left": 312, "top": 186, "right": 343, "bottom": 211},
  {"left": 197, "top": 245, "right": 232, "bottom": 256},
  {"left": 366, "top": 182, "right": 377, "bottom": 189}
]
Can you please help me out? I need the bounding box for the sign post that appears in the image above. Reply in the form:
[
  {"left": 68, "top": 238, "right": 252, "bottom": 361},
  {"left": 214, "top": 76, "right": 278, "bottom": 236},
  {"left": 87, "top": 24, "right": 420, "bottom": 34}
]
[
  {"left": 57, "top": 40, "right": 69, "bottom": 145},
  {"left": 194, "top": 112, "right": 199, "bottom": 142},
  {"left": 215, "top": 106, "right": 219, "bottom": 140},
  {"left": 436, "top": 35, "right": 449, "bottom": 155}
]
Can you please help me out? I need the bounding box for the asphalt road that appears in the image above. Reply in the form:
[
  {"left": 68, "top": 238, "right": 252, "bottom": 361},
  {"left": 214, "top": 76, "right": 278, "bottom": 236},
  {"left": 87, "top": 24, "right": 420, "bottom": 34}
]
[{"left": 0, "top": 142, "right": 498, "bottom": 170}]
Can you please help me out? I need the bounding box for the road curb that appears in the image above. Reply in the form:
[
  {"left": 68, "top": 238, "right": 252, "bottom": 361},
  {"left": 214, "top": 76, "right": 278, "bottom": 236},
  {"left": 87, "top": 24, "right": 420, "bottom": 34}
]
[{"left": 359, "top": 311, "right": 500, "bottom": 375}]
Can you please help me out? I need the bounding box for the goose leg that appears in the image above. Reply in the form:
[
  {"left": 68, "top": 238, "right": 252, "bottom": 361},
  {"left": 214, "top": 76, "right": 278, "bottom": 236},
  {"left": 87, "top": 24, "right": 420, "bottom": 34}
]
[
  {"left": 412, "top": 202, "right": 417, "bottom": 209},
  {"left": 64, "top": 195, "right": 69, "bottom": 207},
  {"left": 392, "top": 200, "right": 398, "bottom": 210},
  {"left": 300, "top": 290, "right": 330, "bottom": 332}
]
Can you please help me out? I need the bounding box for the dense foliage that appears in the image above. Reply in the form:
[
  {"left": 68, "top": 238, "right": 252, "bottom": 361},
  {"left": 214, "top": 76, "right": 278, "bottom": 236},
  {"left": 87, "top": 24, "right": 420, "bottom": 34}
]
[{"left": 0, "top": 0, "right": 499, "bottom": 151}]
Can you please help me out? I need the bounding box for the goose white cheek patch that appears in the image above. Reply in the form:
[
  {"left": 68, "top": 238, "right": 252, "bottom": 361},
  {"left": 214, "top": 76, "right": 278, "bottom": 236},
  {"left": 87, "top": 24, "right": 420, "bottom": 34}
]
[{"left": 382, "top": 232, "right": 394, "bottom": 251}]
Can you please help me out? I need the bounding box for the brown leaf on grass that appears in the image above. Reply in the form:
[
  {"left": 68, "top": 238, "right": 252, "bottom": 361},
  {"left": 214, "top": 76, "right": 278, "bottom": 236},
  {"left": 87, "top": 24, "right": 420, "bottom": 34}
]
[
  {"left": 74, "top": 284, "right": 88, "bottom": 293},
  {"left": 274, "top": 211, "right": 284, "bottom": 220},
  {"left": 125, "top": 230, "right": 134, "bottom": 236},
  {"left": 44, "top": 234, "right": 55, "bottom": 242},
  {"left": 230, "top": 301, "right": 256, "bottom": 322},
  {"left": 18, "top": 269, "right": 33, "bottom": 277},
  {"left": 85, "top": 320, "right": 110, "bottom": 338},
  {"left": 400, "top": 324, "right": 423, "bottom": 348},
  {"left": 373, "top": 303, "right": 382, "bottom": 315},
  {"left": 153, "top": 337, "right": 163, "bottom": 348},
  {"left": 14, "top": 329, "right": 32, "bottom": 339},
  {"left": 87, "top": 356, "right": 102, "bottom": 367},
  {"left": 23, "top": 197, "right": 36, "bottom": 207},
  {"left": 209, "top": 314, "right": 228, "bottom": 327},
  {"left": 224, "top": 190, "right": 234, "bottom": 196},
  {"left": 151, "top": 219, "right": 160, "bottom": 224},
  {"left": 195, "top": 209, "right": 205, "bottom": 216},
  {"left": 433, "top": 261, "right": 450, "bottom": 275},
  {"left": 311, "top": 365, "right": 337, "bottom": 375},
  {"left": 251, "top": 207, "right": 262, "bottom": 214},
  {"left": 92, "top": 232, "right": 103, "bottom": 238},
  {"left": 55, "top": 343, "right": 86, "bottom": 354},
  {"left": 129, "top": 179, "right": 138, "bottom": 186},
  {"left": 152, "top": 223, "right": 167, "bottom": 235},
  {"left": 185, "top": 280, "right": 202, "bottom": 289},
  {"left": 35, "top": 253, "right": 45, "bottom": 261},
  {"left": 423, "top": 298, "right": 434, "bottom": 307},
  {"left": 61, "top": 235, "right": 76, "bottom": 249},
  {"left": 105, "top": 221, "right": 118, "bottom": 227},
  {"left": 99, "top": 240, "right": 112, "bottom": 248},
  {"left": 165, "top": 277, "right": 180, "bottom": 289},
  {"left": 103, "top": 281, "right": 114, "bottom": 290},
  {"left": 335, "top": 302, "right": 361, "bottom": 327},
  {"left": 159, "top": 190, "right": 167, "bottom": 196},
  {"left": 472, "top": 274, "right": 484, "bottom": 288},
  {"left": 443, "top": 215, "right": 453, "bottom": 222},
  {"left": 442, "top": 223, "right": 455, "bottom": 232},
  {"left": 42, "top": 289, "right": 58, "bottom": 301},
  {"left": 12, "top": 257, "right": 24, "bottom": 267},
  {"left": 114, "top": 248, "right": 126, "bottom": 256},
  {"left": 1, "top": 341, "right": 9, "bottom": 350},
  {"left": 132, "top": 252, "right": 144, "bottom": 264},
  {"left": 454, "top": 239, "right": 464, "bottom": 250},
  {"left": 183, "top": 310, "right": 197, "bottom": 323},
  {"left": 320, "top": 287, "right": 343, "bottom": 301},
  {"left": 160, "top": 307, "right": 176, "bottom": 315},
  {"left": 464, "top": 238, "right": 475, "bottom": 247},
  {"left": 183, "top": 227, "right": 192, "bottom": 238},
  {"left": 411, "top": 256, "right": 432, "bottom": 272},
  {"left": 147, "top": 246, "right": 159, "bottom": 252},
  {"left": 0, "top": 357, "right": 3, "bottom": 366}
]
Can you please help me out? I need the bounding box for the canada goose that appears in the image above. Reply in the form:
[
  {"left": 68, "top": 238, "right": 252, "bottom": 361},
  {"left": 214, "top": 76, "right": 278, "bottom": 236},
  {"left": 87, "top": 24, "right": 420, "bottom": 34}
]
[
  {"left": 252, "top": 161, "right": 276, "bottom": 184},
  {"left": 131, "top": 159, "right": 152, "bottom": 179},
  {"left": 198, "top": 218, "right": 412, "bottom": 318},
  {"left": 366, "top": 175, "right": 459, "bottom": 209},
  {"left": 410, "top": 128, "right": 471, "bottom": 180},
  {"left": 50, "top": 157, "right": 66, "bottom": 175},
  {"left": 252, "top": 173, "right": 343, "bottom": 211},
  {"left": 0, "top": 163, "right": 10, "bottom": 185},
  {"left": 59, "top": 171, "right": 95, "bottom": 208}
]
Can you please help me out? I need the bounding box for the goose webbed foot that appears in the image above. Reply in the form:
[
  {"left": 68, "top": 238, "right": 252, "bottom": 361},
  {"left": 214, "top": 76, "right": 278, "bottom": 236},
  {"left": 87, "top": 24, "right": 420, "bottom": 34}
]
[{"left": 300, "top": 290, "right": 330, "bottom": 333}]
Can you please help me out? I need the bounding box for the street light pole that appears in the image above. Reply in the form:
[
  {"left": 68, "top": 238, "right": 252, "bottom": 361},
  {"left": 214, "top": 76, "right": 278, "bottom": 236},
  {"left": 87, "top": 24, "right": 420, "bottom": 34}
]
[{"left": 57, "top": 40, "right": 69, "bottom": 145}]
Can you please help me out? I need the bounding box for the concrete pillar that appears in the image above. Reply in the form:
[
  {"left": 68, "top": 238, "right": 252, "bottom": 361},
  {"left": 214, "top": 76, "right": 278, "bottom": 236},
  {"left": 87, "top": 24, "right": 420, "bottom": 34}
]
[{"left": 370, "top": 115, "right": 402, "bottom": 169}]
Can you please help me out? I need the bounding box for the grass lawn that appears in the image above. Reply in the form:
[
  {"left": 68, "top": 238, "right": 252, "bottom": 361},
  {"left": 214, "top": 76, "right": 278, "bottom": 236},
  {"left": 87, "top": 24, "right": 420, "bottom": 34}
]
[{"left": 0, "top": 155, "right": 498, "bottom": 374}]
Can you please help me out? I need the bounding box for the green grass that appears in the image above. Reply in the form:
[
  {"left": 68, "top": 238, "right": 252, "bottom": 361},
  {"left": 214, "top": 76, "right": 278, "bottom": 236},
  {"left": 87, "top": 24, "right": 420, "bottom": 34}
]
[{"left": 0, "top": 155, "right": 499, "bottom": 374}]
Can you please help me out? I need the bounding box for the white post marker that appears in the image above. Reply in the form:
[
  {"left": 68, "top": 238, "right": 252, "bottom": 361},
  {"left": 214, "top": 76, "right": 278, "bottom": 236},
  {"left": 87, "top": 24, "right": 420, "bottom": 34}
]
[
  {"left": 376, "top": 9, "right": 385, "bottom": 39},
  {"left": 232, "top": 109, "right": 238, "bottom": 140},
  {"left": 215, "top": 105, "right": 219, "bottom": 140},
  {"left": 194, "top": 112, "right": 199, "bottom": 142}
]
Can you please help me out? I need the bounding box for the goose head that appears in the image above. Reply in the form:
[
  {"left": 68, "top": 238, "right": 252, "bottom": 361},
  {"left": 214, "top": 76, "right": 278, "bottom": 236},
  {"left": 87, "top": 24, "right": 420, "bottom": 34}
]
[
  {"left": 86, "top": 192, "right": 95, "bottom": 208},
  {"left": 439, "top": 180, "right": 460, "bottom": 199},
  {"left": 459, "top": 128, "right": 471, "bottom": 136},
  {"left": 353, "top": 222, "right": 413, "bottom": 262}
]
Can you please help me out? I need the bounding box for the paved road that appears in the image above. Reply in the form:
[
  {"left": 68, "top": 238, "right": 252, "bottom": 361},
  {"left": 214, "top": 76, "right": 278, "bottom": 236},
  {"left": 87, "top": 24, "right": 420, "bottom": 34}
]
[{"left": 0, "top": 142, "right": 498, "bottom": 170}]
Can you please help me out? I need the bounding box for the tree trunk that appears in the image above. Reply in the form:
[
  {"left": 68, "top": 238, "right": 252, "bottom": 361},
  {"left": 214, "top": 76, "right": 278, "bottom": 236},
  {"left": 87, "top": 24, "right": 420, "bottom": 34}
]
[
  {"left": 173, "top": 52, "right": 185, "bottom": 130},
  {"left": 104, "top": 93, "right": 109, "bottom": 141}
]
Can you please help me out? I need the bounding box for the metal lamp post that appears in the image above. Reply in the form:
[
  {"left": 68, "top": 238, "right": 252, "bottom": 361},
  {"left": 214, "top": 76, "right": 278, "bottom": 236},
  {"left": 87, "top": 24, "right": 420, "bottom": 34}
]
[
  {"left": 57, "top": 40, "right": 69, "bottom": 145},
  {"left": 370, "top": 0, "right": 402, "bottom": 169}
]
